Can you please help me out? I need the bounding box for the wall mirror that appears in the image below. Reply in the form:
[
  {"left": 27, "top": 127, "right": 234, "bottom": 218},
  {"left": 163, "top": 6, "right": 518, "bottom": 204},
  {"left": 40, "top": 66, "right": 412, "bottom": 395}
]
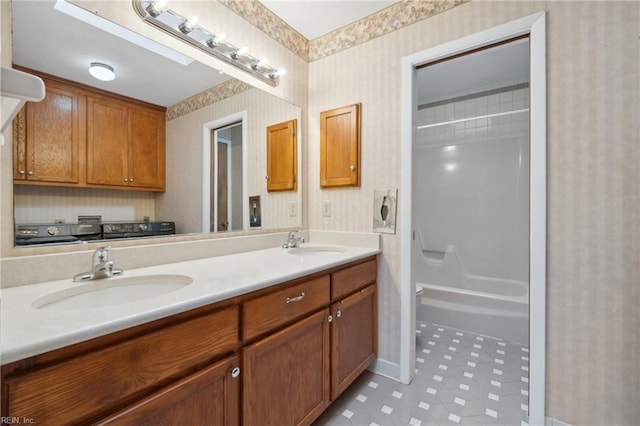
[{"left": 10, "top": 0, "right": 302, "bottom": 247}]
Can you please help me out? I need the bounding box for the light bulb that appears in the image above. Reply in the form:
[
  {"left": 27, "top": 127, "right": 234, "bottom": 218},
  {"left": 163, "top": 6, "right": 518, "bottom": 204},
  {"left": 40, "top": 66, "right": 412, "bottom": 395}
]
[
  {"left": 179, "top": 15, "right": 199, "bottom": 34},
  {"left": 146, "top": 0, "right": 168, "bottom": 17}
]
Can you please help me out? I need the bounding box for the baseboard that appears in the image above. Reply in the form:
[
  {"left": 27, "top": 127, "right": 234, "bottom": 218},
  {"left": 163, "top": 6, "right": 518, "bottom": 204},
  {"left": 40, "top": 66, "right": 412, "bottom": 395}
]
[
  {"left": 545, "top": 416, "right": 572, "bottom": 426},
  {"left": 368, "top": 358, "right": 401, "bottom": 382}
]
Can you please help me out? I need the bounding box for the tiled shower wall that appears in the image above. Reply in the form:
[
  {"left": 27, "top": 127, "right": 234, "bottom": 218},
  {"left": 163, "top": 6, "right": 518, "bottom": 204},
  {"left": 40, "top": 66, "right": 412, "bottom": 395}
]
[{"left": 414, "top": 87, "right": 530, "bottom": 282}]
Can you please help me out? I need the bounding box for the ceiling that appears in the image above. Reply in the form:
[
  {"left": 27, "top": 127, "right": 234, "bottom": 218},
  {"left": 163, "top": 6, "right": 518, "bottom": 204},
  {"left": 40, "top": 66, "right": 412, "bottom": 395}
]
[
  {"left": 11, "top": 0, "right": 230, "bottom": 107},
  {"left": 259, "top": 0, "right": 398, "bottom": 40}
]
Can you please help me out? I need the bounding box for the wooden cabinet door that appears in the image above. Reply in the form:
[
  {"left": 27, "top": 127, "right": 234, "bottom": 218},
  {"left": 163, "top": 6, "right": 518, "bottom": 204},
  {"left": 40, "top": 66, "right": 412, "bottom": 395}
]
[
  {"left": 14, "top": 80, "right": 83, "bottom": 183},
  {"left": 87, "top": 96, "right": 129, "bottom": 187},
  {"left": 320, "top": 103, "right": 360, "bottom": 188},
  {"left": 128, "top": 106, "right": 165, "bottom": 190},
  {"left": 330, "top": 284, "right": 377, "bottom": 400},
  {"left": 98, "top": 356, "right": 240, "bottom": 426},
  {"left": 266, "top": 118, "right": 297, "bottom": 191},
  {"left": 242, "top": 309, "right": 330, "bottom": 426}
]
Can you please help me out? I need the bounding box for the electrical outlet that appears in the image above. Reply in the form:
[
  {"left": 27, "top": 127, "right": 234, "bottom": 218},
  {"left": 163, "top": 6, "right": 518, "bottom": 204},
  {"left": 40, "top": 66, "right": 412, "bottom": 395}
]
[
  {"left": 289, "top": 201, "right": 297, "bottom": 217},
  {"left": 322, "top": 200, "right": 332, "bottom": 217}
]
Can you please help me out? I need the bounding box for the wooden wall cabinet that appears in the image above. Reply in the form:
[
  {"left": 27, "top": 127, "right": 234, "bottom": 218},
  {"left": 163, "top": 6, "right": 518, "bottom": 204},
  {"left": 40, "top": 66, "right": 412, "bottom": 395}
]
[
  {"left": 87, "top": 97, "right": 165, "bottom": 191},
  {"left": 13, "top": 68, "right": 166, "bottom": 192},
  {"left": 320, "top": 103, "right": 361, "bottom": 188},
  {"left": 1, "top": 257, "right": 377, "bottom": 426},
  {"left": 266, "top": 118, "right": 297, "bottom": 191},
  {"left": 13, "top": 79, "right": 85, "bottom": 184}
]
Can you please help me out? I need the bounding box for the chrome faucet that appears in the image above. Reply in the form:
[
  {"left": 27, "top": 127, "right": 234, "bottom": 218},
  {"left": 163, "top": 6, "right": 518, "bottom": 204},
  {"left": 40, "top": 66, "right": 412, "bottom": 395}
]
[
  {"left": 73, "top": 246, "right": 124, "bottom": 282},
  {"left": 282, "top": 230, "right": 305, "bottom": 249}
]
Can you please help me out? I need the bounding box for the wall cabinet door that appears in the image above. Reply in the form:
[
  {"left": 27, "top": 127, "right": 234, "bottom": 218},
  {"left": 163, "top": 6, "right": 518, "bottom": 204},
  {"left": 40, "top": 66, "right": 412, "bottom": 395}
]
[
  {"left": 86, "top": 96, "right": 129, "bottom": 187},
  {"left": 13, "top": 80, "right": 84, "bottom": 183},
  {"left": 320, "top": 103, "right": 361, "bottom": 188},
  {"left": 242, "top": 309, "right": 330, "bottom": 425},
  {"left": 98, "top": 355, "right": 240, "bottom": 426},
  {"left": 87, "top": 98, "right": 166, "bottom": 190},
  {"left": 330, "top": 284, "right": 377, "bottom": 400},
  {"left": 128, "top": 106, "right": 165, "bottom": 190},
  {"left": 266, "top": 118, "right": 297, "bottom": 191}
]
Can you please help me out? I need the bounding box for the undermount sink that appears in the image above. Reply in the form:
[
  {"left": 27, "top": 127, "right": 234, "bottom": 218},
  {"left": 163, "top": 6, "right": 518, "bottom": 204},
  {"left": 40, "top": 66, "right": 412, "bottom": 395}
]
[
  {"left": 286, "top": 245, "right": 345, "bottom": 256},
  {"left": 32, "top": 274, "right": 193, "bottom": 311}
]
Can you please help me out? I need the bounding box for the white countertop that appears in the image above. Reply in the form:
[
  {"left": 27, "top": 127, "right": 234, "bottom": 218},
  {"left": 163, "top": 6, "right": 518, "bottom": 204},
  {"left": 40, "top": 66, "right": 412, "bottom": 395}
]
[{"left": 0, "top": 243, "right": 380, "bottom": 365}]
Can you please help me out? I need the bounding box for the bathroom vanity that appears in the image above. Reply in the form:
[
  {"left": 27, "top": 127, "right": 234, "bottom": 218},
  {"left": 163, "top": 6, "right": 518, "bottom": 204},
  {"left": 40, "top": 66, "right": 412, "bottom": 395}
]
[{"left": 0, "top": 245, "right": 378, "bottom": 425}]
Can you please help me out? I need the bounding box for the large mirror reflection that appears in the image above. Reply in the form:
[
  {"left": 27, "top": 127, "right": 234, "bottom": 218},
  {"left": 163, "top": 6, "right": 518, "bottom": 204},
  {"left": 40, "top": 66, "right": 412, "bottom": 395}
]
[{"left": 10, "top": 0, "right": 302, "bottom": 247}]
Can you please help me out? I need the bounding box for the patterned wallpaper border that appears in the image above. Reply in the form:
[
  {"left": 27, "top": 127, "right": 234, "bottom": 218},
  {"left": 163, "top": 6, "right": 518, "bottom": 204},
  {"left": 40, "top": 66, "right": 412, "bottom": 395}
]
[
  {"left": 170, "top": 0, "right": 470, "bottom": 117},
  {"left": 220, "top": 0, "right": 470, "bottom": 62},
  {"left": 308, "top": 0, "right": 470, "bottom": 61},
  {"left": 218, "top": 0, "right": 310, "bottom": 61},
  {"left": 166, "top": 78, "right": 253, "bottom": 120}
]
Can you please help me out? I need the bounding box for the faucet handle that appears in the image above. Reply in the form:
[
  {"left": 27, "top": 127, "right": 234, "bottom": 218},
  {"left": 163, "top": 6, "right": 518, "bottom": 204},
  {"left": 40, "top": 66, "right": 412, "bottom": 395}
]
[{"left": 95, "top": 246, "right": 112, "bottom": 263}]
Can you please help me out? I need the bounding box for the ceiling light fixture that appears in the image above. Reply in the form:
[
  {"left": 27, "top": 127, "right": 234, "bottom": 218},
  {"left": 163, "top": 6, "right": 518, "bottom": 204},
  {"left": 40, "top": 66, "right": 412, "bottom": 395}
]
[
  {"left": 133, "top": 0, "right": 284, "bottom": 87},
  {"left": 89, "top": 62, "right": 116, "bottom": 81}
]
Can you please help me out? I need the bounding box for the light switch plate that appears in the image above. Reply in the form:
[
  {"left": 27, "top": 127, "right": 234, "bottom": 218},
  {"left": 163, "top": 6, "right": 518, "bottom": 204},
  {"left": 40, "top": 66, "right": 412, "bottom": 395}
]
[
  {"left": 289, "top": 201, "right": 297, "bottom": 217},
  {"left": 322, "top": 200, "right": 332, "bottom": 217}
]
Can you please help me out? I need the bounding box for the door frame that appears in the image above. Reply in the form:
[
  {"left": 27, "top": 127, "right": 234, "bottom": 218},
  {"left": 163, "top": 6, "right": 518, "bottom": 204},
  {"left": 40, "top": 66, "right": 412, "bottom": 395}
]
[
  {"left": 201, "top": 112, "right": 247, "bottom": 233},
  {"left": 214, "top": 137, "right": 233, "bottom": 232},
  {"left": 400, "top": 12, "right": 546, "bottom": 424}
]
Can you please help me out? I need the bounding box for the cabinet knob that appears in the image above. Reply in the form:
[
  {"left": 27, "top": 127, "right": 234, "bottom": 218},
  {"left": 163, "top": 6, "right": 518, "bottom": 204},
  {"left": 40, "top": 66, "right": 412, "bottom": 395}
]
[
  {"left": 18, "top": 170, "right": 25, "bottom": 175},
  {"left": 265, "top": 175, "right": 269, "bottom": 180},
  {"left": 27, "top": 171, "right": 34, "bottom": 175},
  {"left": 124, "top": 178, "right": 129, "bottom": 182},
  {"left": 327, "top": 315, "right": 333, "bottom": 323},
  {"left": 129, "top": 178, "right": 133, "bottom": 183},
  {"left": 350, "top": 165, "right": 356, "bottom": 172},
  {"left": 336, "top": 310, "right": 342, "bottom": 318},
  {"left": 231, "top": 367, "right": 240, "bottom": 378}
]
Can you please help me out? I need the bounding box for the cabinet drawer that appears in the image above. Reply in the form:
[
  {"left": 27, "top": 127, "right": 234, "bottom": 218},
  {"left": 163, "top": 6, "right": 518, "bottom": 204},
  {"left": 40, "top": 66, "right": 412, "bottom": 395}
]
[
  {"left": 243, "top": 276, "right": 330, "bottom": 340},
  {"left": 4, "top": 306, "right": 239, "bottom": 425},
  {"left": 331, "top": 259, "right": 377, "bottom": 299}
]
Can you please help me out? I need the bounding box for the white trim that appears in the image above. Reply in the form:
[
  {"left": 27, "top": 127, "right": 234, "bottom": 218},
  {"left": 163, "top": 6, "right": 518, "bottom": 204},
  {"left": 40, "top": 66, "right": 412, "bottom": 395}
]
[
  {"left": 528, "top": 13, "right": 547, "bottom": 426},
  {"left": 201, "top": 111, "right": 246, "bottom": 233},
  {"left": 368, "top": 358, "right": 401, "bottom": 381},
  {"left": 400, "top": 11, "right": 546, "bottom": 424}
]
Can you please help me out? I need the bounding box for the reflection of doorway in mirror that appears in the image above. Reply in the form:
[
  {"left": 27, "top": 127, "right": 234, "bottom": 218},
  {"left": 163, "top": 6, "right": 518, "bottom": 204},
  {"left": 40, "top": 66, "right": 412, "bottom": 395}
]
[
  {"left": 373, "top": 188, "right": 397, "bottom": 234},
  {"left": 211, "top": 122, "right": 243, "bottom": 232}
]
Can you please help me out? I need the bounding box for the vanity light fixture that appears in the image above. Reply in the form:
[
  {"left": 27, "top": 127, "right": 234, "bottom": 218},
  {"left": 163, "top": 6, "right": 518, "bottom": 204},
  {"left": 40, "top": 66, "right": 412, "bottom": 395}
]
[
  {"left": 133, "top": 0, "right": 285, "bottom": 87},
  {"left": 89, "top": 62, "right": 116, "bottom": 81}
]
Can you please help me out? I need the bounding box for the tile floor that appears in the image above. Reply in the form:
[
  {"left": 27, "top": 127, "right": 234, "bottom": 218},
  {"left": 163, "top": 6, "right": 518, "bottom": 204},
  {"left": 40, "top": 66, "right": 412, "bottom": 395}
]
[{"left": 314, "top": 320, "right": 529, "bottom": 426}]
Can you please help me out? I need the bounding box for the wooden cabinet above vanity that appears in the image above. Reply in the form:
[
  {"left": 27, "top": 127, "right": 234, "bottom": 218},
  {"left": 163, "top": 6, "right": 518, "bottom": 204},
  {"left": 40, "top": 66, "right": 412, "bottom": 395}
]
[
  {"left": 12, "top": 68, "right": 166, "bottom": 192},
  {"left": 1, "top": 256, "right": 378, "bottom": 426}
]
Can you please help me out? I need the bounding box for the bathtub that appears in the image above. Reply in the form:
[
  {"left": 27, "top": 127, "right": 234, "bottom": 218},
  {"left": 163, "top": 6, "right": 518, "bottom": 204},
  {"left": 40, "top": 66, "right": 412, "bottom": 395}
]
[
  {"left": 415, "top": 246, "right": 529, "bottom": 345},
  {"left": 417, "top": 280, "right": 528, "bottom": 345}
]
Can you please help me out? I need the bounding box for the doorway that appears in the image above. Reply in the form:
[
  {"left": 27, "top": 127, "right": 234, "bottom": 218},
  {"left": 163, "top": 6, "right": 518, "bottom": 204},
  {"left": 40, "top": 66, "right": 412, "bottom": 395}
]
[
  {"left": 202, "top": 112, "right": 247, "bottom": 234},
  {"left": 400, "top": 12, "right": 546, "bottom": 424},
  {"left": 211, "top": 122, "right": 243, "bottom": 232}
]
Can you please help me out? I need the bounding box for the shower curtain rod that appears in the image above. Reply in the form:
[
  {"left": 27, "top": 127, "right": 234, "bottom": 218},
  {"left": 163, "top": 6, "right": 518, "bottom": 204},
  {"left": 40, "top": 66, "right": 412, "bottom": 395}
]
[{"left": 417, "top": 108, "right": 529, "bottom": 130}]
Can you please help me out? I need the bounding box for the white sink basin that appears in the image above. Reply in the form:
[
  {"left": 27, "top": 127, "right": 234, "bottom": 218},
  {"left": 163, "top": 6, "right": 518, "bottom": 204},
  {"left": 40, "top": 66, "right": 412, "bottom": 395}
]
[
  {"left": 32, "top": 274, "right": 193, "bottom": 310},
  {"left": 286, "top": 246, "right": 345, "bottom": 256}
]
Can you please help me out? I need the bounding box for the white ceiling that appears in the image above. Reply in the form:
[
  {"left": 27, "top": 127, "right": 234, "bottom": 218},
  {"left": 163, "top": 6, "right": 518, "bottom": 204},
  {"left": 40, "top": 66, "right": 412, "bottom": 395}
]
[
  {"left": 417, "top": 39, "right": 530, "bottom": 106},
  {"left": 259, "top": 0, "right": 398, "bottom": 40},
  {"left": 11, "top": 0, "right": 230, "bottom": 107}
]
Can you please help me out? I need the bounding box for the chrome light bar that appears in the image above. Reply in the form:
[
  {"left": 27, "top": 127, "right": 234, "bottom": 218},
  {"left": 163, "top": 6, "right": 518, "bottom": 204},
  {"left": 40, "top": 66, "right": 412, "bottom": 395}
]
[{"left": 132, "top": 0, "right": 285, "bottom": 87}]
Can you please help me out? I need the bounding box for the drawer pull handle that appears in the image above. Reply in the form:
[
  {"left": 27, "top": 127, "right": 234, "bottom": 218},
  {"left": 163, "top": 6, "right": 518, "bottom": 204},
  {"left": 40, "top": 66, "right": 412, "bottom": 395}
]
[{"left": 286, "top": 292, "right": 305, "bottom": 303}]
